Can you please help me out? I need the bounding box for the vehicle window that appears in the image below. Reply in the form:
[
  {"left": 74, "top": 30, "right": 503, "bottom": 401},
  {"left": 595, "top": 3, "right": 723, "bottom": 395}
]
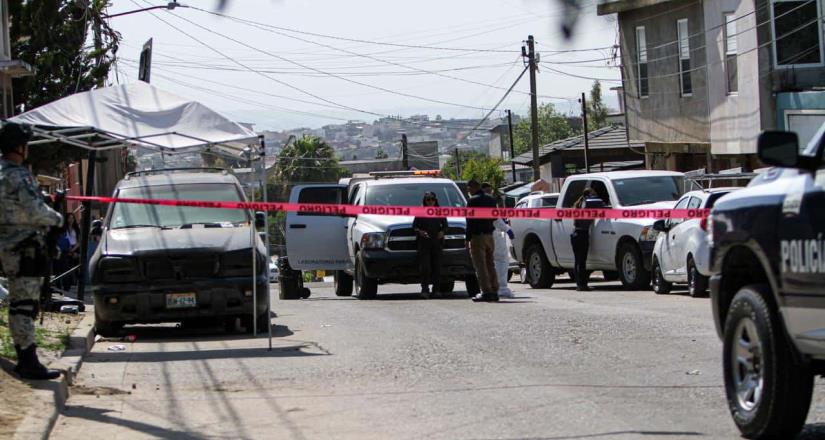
[
  {"left": 516, "top": 201, "right": 527, "bottom": 209},
  {"left": 613, "top": 176, "right": 684, "bottom": 206},
  {"left": 541, "top": 196, "right": 558, "bottom": 207},
  {"left": 348, "top": 185, "right": 361, "bottom": 205},
  {"left": 705, "top": 191, "right": 731, "bottom": 208},
  {"left": 298, "top": 187, "right": 344, "bottom": 216},
  {"left": 669, "top": 197, "right": 691, "bottom": 227},
  {"left": 562, "top": 180, "right": 588, "bottom": 207},
  {"left": 687, "top": 197, "right": 702, "bottom": 210},
  {"left": 365, "top": 183, "right": 466, "bottom": 207},
  {"left": 110, "top": 183, "right": 247, "bottom": 229},
  {"left": 529, "top": 198, "right": 541, "bottom": 208},
  {"left": 588, "top": 180, "right": 613, "bottom": 207}
]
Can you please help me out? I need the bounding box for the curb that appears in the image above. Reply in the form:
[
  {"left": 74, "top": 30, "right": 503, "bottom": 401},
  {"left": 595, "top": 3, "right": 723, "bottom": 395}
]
[{"left": 13, "top": 308, "right": 96, "bottom": 440}]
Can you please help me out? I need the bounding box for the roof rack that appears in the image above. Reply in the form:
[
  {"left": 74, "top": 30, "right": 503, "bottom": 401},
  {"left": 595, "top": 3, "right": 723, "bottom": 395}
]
[
  {"left": 126, "top": 167, "right": 229, "bottom": 178},
  {"left": 368, "top": 170, "right": 442, "bottom": 179}
]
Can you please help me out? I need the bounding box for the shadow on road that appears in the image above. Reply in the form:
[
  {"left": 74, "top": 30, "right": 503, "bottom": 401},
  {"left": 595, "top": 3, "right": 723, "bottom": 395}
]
[
  {"left": 476, "top": 430, "right": 704, "bottom": 440},
  {"left": 61, "top": 405, "right": 208, "bottom": 440},
  {"left": 85, "top": 344, "right": 325, "bottom": 363}
]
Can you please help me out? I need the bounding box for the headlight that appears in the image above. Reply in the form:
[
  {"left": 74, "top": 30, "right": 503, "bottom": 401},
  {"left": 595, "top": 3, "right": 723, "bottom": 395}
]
[
  {"left": 639, "top": 225, "right": 659, "bottom": 242},
  {"left": 360, "top": 232, "right": 386, "bottom": 249},
  {"left": 98, "top": 256, "right": 141, "bottom": 283}
]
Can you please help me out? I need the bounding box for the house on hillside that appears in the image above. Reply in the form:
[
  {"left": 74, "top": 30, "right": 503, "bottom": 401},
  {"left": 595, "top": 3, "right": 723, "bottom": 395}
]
[{"left": 598, "top": 0, "right": 825, "bottom": 172}]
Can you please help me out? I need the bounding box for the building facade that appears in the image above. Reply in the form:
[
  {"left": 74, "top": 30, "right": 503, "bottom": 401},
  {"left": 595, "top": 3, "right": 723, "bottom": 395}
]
[
  {"left": 0, "top": 0, "right": 33, "bottom": 117},
  {"left": 598, "top": 0, "right": 825, "bottom": 171}
]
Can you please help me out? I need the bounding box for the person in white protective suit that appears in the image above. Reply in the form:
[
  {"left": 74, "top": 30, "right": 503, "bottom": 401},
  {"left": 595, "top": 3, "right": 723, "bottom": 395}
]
[{"left": 493, "top": 218, "right": 515, "bottom": 298}]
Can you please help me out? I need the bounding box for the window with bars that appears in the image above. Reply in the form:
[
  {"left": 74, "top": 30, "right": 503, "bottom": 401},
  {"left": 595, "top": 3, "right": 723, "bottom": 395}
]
[
  {"left": 724, "top": 13, "right": 738, "bottom": 93},
  {"left": 772, "top": 0, "right": 823, "bottom": 67},
  {"left": 677, "top": 18, "right": 692, "bottom": 96},
  {"left": 635, "top": 26, "right": 649, "bottom": 98}
]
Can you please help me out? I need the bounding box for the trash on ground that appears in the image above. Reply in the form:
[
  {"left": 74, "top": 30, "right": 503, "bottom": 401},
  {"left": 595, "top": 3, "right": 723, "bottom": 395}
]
[
  {"left": 107, "top": 344, "right": 127, "bottom": 351},
  {"left": 686, "top": 370, "right": 701, "bottom": 375},
  {"left": 60, "top": 305, "right": 80, "bottom": 314}
]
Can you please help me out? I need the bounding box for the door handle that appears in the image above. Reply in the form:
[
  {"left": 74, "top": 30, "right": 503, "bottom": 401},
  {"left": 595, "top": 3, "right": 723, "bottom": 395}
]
[
  {"left": 553, "top": 219, "right": 562, "bottom": 222},
  {"left": 289, "top": 224, "right": 307, "bottom": 229}
]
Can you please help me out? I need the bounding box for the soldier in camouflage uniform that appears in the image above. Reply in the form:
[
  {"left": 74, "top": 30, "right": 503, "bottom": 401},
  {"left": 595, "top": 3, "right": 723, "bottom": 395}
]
[{"left": 0, "top": 122, "right": 63, "bottom": 380}]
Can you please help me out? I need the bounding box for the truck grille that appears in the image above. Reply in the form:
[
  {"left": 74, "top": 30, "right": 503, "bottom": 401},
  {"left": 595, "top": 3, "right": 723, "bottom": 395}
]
[
  {"left": 142, "top": 255, "right": 219, "bottom": 280},
  {"left": 387, "top": 226, "right": 466, "bottom": 251}
]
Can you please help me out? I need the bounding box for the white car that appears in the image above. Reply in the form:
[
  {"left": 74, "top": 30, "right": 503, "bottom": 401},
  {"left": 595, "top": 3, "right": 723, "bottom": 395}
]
[{"left": 650, "top": 187, "right": 739, "bottom": 297}]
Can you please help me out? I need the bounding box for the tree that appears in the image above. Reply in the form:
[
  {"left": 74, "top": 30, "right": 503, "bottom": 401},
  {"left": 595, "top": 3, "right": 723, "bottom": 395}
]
[
  {"left": 9, "top": 0, "right": 120, "bottom": 174},
  {"left": 272, "top": 135, "right": 343, "bottom": 187},
  {"left": 461, "top": 156, "right": 505, "bottom": 192},
  {"left": 512, "top": 103, "right": 574, "bottom": 155},
  {"left": 587, "top": 80, "right": 609, "bottom": 131},
  {"left": 441, "top": 150, "right": 486, "bottom": 180},
  {"left": 374, "top": 147, "right": 388, "bottom": 159}
]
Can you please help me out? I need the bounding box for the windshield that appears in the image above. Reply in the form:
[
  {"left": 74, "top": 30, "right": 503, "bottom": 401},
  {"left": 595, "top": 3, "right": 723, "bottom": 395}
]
[
  {"left": 613, "top": 176, "right": 684, "bottom": 206},
  {"left": 110, "top": 183, "right": 248, "bottom": 229},
  {"left": 365, "top": 183, "right": 466, "bottom": 207}
]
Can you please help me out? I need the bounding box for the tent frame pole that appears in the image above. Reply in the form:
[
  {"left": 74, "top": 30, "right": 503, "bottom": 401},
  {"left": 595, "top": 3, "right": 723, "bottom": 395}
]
[
  {"left": 260, "top": 136, "right": 272, "bottom": 351},
  {"left": 76, "top": 149, "right": 97, "bottom": 302}
]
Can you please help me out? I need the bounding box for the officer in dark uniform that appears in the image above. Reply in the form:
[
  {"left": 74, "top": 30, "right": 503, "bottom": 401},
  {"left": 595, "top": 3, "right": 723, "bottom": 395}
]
[
  {"left": 571, "top": 188, "right": 602, "bottom": 291},
  {"left": 0, "top": 122, "right": 63, "bottom": 380}
]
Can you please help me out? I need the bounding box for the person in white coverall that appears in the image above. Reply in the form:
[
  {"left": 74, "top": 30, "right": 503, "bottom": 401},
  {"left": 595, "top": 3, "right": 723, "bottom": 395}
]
[{"left": 493, "top": 218, "right": 515, "bottom": 298}]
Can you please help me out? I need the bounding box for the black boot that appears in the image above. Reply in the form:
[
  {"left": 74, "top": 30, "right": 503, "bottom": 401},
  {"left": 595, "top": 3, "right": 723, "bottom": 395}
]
[
  {"left": 14, "top": 344, "right": 61, "bottom": 380},
  {"left": 420, "top": 284, "right": 430, "bottom": 299}
]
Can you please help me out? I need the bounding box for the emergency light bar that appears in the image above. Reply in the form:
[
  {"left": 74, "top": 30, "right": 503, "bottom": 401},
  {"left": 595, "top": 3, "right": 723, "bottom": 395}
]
[{"left": 368, "top": 170, "right": 441, "bottom": 178}]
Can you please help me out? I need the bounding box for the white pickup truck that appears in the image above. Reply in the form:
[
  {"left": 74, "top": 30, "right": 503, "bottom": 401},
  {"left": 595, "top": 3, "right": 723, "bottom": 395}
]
[{"left": 511, "top": 171, "right": 687, "bottom": 290}]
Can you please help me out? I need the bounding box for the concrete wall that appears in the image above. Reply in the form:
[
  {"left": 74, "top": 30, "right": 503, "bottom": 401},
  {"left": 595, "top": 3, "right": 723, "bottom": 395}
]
[
  {"left": 620, "top": 0, "right": 710, "bottom": 144},
  {"left": 704, "top": 0, "right": 763, "bottom": 155}
]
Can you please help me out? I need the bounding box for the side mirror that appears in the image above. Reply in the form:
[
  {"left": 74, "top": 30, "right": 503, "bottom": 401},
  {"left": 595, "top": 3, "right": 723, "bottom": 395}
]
[
  {"left": 255, "top": 211, "right": 266, "bottom": 229},
  {"left": 757, "top": 131, "right": 800, "bottom": 168},
  {"left": 652, "top": 219, "right": 668, "bottom": 232}
]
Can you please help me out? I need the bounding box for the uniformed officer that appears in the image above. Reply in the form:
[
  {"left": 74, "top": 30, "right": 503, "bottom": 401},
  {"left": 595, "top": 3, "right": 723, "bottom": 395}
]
[
  {"left": 0, "top": 122, "right": 63, "bottom": 380},
  {"left": 571, "top": 188, "right": 600, "bottom": 292}
]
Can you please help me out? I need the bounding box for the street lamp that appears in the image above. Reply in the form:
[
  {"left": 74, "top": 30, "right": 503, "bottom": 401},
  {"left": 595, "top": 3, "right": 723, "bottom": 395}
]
[{"left": 104, "top": 1, "right": 184, "bottom": 19}]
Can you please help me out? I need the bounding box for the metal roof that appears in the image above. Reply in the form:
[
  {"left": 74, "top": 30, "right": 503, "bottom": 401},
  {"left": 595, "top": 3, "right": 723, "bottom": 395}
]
[{"left": 513, "top": 126, "right": 644, "bottom": 166}]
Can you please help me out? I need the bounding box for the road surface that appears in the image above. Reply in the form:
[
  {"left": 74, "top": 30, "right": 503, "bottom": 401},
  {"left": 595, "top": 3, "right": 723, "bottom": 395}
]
[{"left": 50, "top": 278, "right": 825, "bottom": 439}]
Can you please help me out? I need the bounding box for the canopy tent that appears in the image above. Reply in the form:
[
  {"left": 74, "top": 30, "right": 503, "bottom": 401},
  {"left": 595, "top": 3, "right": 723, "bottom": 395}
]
[{"left": 7, "top": 82, "right": 272, "bottom": 345}]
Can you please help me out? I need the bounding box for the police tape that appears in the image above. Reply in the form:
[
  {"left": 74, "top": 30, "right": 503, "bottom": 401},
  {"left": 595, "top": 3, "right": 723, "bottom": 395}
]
[{"left": 67, "top": 195, "right": 710, "bottom": 220}]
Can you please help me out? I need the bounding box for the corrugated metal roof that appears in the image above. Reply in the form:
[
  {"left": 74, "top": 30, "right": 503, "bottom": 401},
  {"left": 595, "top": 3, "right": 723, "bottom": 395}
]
[{"left": 512, "top": 126, "right": 644, "bottom": 166}]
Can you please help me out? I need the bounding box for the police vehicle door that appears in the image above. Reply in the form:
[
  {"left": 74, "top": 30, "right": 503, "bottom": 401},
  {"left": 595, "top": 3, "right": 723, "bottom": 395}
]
[
  {"left": 285, "top": 184, "right": 351, "bottom": 271},
  {"left": 588, "top": 179, "right": 615, "bottom": 266},
  {"left": 779, "top": 136, "right": 825, "bottom": 346},
  {"left": 553, "top": 179, "right": 589, "bottom": 267}
]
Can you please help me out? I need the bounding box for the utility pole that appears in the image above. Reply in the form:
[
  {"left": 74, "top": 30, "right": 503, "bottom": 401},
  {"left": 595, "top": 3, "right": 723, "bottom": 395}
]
[
  {"left": 523, "top": 35, "right": 540, "bottom": 181},
  {"left": 506, "top": 110, "right": 516, "bottom": 182},
  {"left": 401, "top": 133, "right": 409, "bottom": 170},
  {"left": 580, "top": 92, "right": 591, "bottom": 173},
  {"left": 454, "top": 148, "right": 461, "bottom": 177}
]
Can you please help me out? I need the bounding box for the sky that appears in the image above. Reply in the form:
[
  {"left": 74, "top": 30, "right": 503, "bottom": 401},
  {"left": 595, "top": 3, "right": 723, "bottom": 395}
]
[{"left": 106, "top": 0, "right": 621, "bottom": 131}]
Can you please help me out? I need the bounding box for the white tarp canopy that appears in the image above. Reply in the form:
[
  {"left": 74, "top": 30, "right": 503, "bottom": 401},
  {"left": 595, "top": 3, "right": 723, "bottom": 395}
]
[{"left": 9, "top": 81, "right": 260, "bottom": 155}]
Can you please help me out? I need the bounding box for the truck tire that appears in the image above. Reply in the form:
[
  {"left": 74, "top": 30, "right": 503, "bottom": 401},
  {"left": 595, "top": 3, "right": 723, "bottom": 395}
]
[
  {"left": 354, "top": 254, "right": 377, "bottom": 299},
  {"left": 94, "top": 313, "right": 123, "bottom": 337},
  {"left": 526, "top": 244, "right": 555, "bottom": 289},
  {"left": 278, "top": 257, "right": 303, "bottom": 300},
  {"left": 438, "top": 280, "right": 455, "bottom": 293},
  {"left": 242, "top": 312, "right": 270, "bottom": 334},
  {"left": 334, "top": 271, "right": 353, "bottom": 297},
  {"left": 616, "top": 243, "right": 650, "bottom": 290},
  {"left": 687, "top": 258, "right": 707, "bottom": 298},
  {"left": 723, "top": 284, "right": 813, "bottom": 439},
  {"left": 651, "top": 258, "right": 671, "bottom": 295},
  {"left": 465, "top": 275, "right": 480, "bottom": 296}
]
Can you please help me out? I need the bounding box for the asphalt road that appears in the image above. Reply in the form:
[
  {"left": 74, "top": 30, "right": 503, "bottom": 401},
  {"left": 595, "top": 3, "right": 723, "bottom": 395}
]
[{"left": 50, "top": 278, "right": 825, "bottom": 440}]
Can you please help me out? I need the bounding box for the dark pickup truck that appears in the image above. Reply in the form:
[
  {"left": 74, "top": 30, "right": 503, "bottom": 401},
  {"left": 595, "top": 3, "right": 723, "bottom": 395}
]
[{"left": 709, "top": 126, "right": 825, "bottom": 439}]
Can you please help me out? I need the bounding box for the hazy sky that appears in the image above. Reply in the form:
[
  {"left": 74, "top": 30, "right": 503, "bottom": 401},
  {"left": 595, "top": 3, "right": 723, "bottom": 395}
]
[{"left": 107, "top": 0, "right": 621, "bottom": 130}]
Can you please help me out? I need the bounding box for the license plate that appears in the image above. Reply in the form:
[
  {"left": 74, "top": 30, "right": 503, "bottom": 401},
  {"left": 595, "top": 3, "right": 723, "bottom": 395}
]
[{"left": 166, "top": 293, "right": 197, "bottom": 309}]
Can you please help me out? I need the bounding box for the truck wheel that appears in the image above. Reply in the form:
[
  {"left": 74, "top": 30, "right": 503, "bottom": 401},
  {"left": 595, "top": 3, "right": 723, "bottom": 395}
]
[
  {"left": 687, "top": 258, "right": 707, "bottom": 298},
  {"left": 334, "top": 271, "right": 353, "bottom": 297},
  {"left": 526, "top": 244, "right": 555, "bottom": 289},
  {"left": 242, "top": 312, "right": 270, "bottom": 334},
  {"left": 94, "top": 316, "right": 124, "bottom": 337},
  {"left": 723, "top": 284, "right": 813, "bottom": 439},
  {"left": 354, "top": 255, "right": 377, "bottom": 299},
  {"left": 651, "top": 259, "right": 671, "bottom": 295},
  {"left": 616, "top": 243, "right": 650, "bottom": 290},
  {"left": 465, "top": 276, "right": 480, "bottom": 296},
  {"left": 438, "top": 281, "right": 455, "bottom": 293}
]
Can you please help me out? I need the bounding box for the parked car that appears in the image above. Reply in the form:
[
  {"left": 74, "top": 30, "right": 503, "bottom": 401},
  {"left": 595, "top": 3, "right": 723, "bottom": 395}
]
[
  {"left": 510, "top": 171, "right": 687, "bottom": 290},
  {"left": 283, "top": 171, "right": 478, "bottom": 299},
  {"left": 708, "top": 126, "right": 825, "bottom": 439},
  {"left": 650, "top": 187, "right": 740, "bottom": 297},
  {"left": 90, "top": 169, "right": 269, "bottom": 335}
]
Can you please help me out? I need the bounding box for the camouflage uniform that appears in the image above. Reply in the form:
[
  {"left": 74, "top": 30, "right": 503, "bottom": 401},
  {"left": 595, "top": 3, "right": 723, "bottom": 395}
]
[{"left": 0, "top": 158, "right": 63, "bottom": 349}]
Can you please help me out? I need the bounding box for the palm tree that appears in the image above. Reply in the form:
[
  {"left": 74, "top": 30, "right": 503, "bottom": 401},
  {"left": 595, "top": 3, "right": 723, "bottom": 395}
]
[{"left": 274, "top": 135, "right": 342, "bottom": 184}]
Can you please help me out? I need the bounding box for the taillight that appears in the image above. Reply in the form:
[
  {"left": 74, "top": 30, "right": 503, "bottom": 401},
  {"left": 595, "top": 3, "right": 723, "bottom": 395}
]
[{"left": 700, "top": 217, "right": 708, "bottom": 231}]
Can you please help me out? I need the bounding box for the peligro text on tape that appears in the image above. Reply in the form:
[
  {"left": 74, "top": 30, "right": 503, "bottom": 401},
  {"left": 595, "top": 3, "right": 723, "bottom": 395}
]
[{"left": 66, "top": 195, "right": 710, "bottom": 219}]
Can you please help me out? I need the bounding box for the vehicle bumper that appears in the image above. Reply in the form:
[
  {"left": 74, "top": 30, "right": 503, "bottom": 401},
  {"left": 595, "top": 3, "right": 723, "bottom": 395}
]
[
  {"left": 360, "top": 248, "right": 475, "bottom": 284},
  {"left": 709, "top": 274, "right": 724, "bottom": 339},
  {"left": 693, "top": 239, "right": 712, "bottom": 276},
  {"left": 640, "top": 240, "right": 655, "bottom": 271},
  {"left": 93, "top": 276, "right": 269, "bottom": 324}
]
